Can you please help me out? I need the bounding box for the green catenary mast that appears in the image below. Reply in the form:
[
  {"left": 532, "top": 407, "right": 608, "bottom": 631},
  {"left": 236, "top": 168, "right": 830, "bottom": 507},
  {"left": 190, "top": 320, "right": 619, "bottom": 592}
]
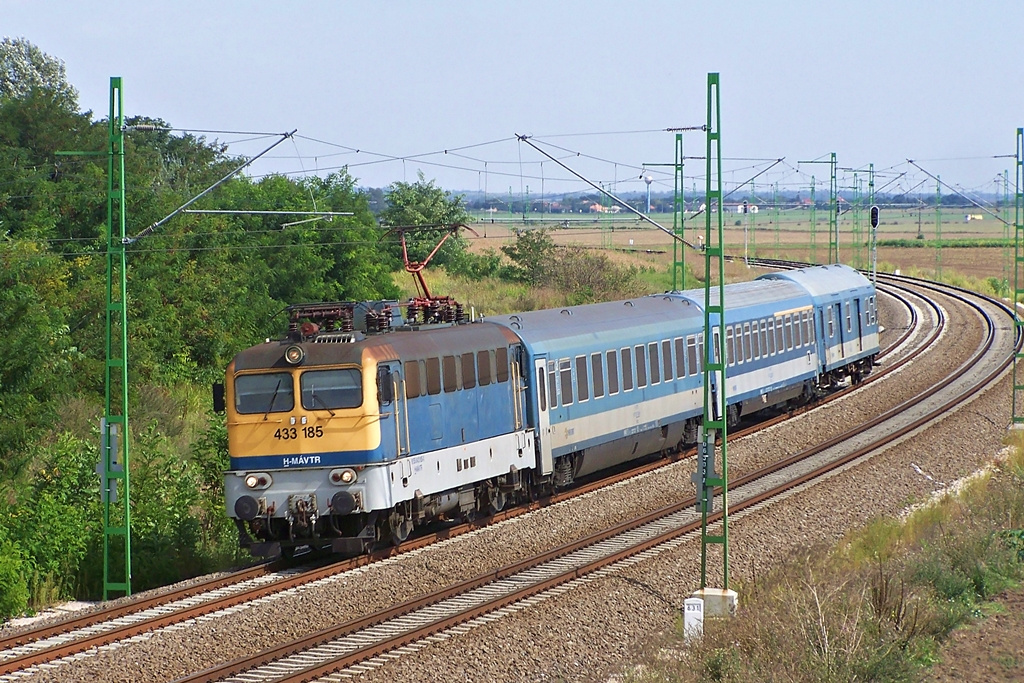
[{"left": 696, "top": 72, "right": 729, "bottom": 590}]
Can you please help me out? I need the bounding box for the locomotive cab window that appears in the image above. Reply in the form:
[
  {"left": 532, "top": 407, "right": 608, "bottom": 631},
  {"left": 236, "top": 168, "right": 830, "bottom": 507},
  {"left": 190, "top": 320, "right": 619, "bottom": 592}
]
[
  {"left": 301, "top": 368, "right": 362, "bottom": 410},
  {"left": 235, "top": 372, "right": 294, "bottom": 414}
]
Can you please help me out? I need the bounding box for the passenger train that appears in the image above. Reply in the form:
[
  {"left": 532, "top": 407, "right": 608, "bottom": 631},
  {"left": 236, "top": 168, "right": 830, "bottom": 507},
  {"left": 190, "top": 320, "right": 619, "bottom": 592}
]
[{"left": 216, "top": 264, "right": 879, "bottom": 557}]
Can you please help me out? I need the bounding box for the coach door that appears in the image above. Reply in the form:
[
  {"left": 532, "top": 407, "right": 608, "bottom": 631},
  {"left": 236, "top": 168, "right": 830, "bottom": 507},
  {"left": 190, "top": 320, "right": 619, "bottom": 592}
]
[{"left": 534, "top": 357, "right": 554, "bottom": 475}]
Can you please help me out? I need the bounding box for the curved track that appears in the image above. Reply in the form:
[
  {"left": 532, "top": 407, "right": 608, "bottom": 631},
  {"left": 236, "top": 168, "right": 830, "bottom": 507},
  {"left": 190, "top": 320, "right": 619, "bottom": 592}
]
[
  {"left": 0, "top": 273, "right": 983, "bottom": 682},
  {"left": 167, "top": 277, "right": 1014, "bottom": 683}
]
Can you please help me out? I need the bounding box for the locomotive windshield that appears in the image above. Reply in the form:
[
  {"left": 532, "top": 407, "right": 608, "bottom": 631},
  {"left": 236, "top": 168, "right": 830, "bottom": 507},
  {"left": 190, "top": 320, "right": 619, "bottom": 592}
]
[
  {"left": 235, "top": 372, "right": 294, "bottom": 414},
  {"left": 300, "top": 368, "right": 362, "bottom": 410}
]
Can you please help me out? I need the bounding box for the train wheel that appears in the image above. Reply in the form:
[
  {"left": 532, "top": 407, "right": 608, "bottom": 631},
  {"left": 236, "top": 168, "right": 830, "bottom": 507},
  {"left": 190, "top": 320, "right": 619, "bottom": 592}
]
[
  {"left": 488, "top": 488, "right": 507, "bottom": 514},
  {"left": 387, "top": 511, "right": 412, "bottom": 546}
]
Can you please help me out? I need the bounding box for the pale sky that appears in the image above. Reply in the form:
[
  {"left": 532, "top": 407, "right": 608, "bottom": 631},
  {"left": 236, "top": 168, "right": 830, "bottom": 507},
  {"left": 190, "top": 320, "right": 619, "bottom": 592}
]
[{"left": 5, "top": 1, "right": 1023, "bottom": 200}]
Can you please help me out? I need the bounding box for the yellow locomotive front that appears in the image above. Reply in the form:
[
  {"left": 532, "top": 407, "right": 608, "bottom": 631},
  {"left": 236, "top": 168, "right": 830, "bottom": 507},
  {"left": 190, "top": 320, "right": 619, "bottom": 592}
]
[{"left": 222, "top": 334, "right": 399, "bottom": 556}]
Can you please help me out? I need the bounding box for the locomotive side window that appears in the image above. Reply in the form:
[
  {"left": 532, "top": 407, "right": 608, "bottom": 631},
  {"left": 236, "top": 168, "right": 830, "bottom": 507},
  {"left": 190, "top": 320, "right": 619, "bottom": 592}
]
[
  {"left": 621, "top": 347, "right": 634, "bottom": 391},
  {"left": 686, "top": 335, "right": 698, "bottom": 375},
  {"left": 477, "top": 350, "right": 492, "bottom": 386},
  {"left": 547, "top": 361, "right": 558, "bottom": 407},
  {"left": 591, "top": 352, "right": 605, "bottom": 398},
  {"left": 663, "top": 340, "right": 673, "bottom": 381},
  {"left": 235, "top": 372, "right": 294, "bottom": 414},
  {"left": 496, "top": 347, "right": 510, "bottom": 383},
  {"left": 635, "top": 345, "right": 648, "bottom": 388},
  {"left": 606, "top": 350, "right": 620, "bottom": 395},
  {"left": 537, "top": 366, "right": 547, "bottom": 411},
  {"left": 648, "top": 342, "right": 660, "bottom": 384},
  {"left": 405, "top": 360, "right": 423, "bottom": 399},
  {"left": 575, "top": 355, "right": 589, "bottom": 402},
  {"left": 442, "top": 355, "right": 458, "bottom": 393},
  {"left": 461, "top": 353, "right": 476, "bottom": 390},
  {"left": 426, "top": 358, "right": 441, "bottom": 395},
  {"left": 675, "top": 337, "right": 687, "bottom": 379},
  {"left": 559, "top": 358, "right": 573, "bottom": 405},
  {"left": 301, "top": 369, "right": 362, "bottom": 410}
]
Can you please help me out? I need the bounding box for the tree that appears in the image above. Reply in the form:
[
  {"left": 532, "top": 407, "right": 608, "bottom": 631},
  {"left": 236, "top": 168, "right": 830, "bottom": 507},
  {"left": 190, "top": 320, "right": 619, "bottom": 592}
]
[
  {"left": 0, "top": 37, "right": 78, "bottom": 108},
  {"left": 379, "top": 171, "right": 471, "bottom": 267}
]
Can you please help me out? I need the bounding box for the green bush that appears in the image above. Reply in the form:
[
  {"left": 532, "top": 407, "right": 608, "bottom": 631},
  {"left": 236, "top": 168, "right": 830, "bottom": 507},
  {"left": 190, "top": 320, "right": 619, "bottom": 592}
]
[{"left": 0, "top": 540, "right": 30, "bottom": 619}]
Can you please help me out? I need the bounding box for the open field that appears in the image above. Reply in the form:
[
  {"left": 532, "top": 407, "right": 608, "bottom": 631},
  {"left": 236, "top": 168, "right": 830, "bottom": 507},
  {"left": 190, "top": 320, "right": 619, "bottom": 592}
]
[{"left": 466, "top": 208, "right": 1013, "bottom": 286}]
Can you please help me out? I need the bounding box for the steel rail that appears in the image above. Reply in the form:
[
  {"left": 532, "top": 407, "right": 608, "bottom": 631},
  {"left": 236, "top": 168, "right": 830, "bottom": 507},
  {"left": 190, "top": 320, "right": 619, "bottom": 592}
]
[
  {"left": 0, "top": 280, "right": 926, "bottom": 675},
  {"left": 175, "top": 279, "right": 1011, "bottom": 683}
]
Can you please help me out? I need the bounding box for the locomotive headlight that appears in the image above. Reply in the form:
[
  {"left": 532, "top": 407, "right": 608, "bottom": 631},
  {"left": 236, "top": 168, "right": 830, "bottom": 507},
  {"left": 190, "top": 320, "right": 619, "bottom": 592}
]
[
  {"left": 329, "top": 468, "right": 357, "bottom": 485},
  {"left": 244, "top": 473, "right": 272, "bottom": 490},
  {"left": 284, "top": 345, "right": 305, "bottom": 365}
]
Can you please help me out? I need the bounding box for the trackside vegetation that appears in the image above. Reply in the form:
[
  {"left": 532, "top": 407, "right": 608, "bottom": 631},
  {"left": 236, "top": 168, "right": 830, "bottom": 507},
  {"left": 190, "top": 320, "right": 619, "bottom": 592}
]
[
  {"left": 626, "top": 442, "right": 1024, "bottom": 682},
  {"left": 0, "top": 40, "right": 658, "bottom": 620}
]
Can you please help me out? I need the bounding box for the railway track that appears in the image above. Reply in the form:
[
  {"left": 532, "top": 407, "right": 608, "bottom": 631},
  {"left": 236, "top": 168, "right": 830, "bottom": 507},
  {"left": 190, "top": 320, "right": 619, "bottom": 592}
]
[
  {"left": 167, "top": 278, "right": 1014, "bottom": 683},
  {"left": 0, "top": 274, "right": 959, "bottom": 682}
]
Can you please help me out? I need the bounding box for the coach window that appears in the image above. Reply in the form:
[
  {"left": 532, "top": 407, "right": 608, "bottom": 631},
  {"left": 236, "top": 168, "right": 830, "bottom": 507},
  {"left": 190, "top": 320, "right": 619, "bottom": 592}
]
[
  {"left": 591, "top": 352, "right": 605, "bottom": 398},
  {"left": 793, "top": 315, "right": 802, "bottom": 348},
  {"left": 443, "top": 355, "right": 459, "bottom": 393},
  {"left": 827, "top": 308, "right": 835, "bottom": 337},
  {"left": 751, "top": 322, "right": 760, "bottom": 359},
  {"left": 496, "top": 347, "right": 510, "bottom": 383},
  {"left": 426, "top": 357, "right": 441, "bottom": 395},
  {"left": 635, "top": 345, "right": 648, "bottom": 388},
  {"left": 461, "top": 353, "right": 476, "bottom": 390},
  {"left": 775, "top": 317, "right": 784, "bottom": 353},
  {"left": 712, "top": 329, "right": 721, "bottom": 364},
  {"left": 744, "top": 322, "right": 753, "bottom": 362},
  {"left": 405, "top": 360, "right": 423, "bottom": 399},
  {"left": 559, "top": 358, "right": 574, "bottom": 405},
  {"left": 784, "top": 315, "right": 794, "bottom": 351},
  {"left": 621, "top": 347, "right": 634, "bottom": 391},
  {"left": 547, "top": 361, "right": 558, "bottom": 407},
  {"left": 845, "top": 301, "right": 852, "bottom": 333},
  {"left": 606, "top": 349, "right": 620, "bottom": 395},
  {"left": 662, "top": 340, "right": 673, "bottom": 381},
  {"left": 803, "top": 311, "right": 813, "bottom": 344},
  {"left": 477, "top": 350, "right": 492, "bottom": 386},
  {"left": 675, "top": 338, "right": 687, "bottom": 378},
  {"left": 575, "top": 355, "right": 589, "bottom": 402},
  {"left": 537, "top": 366, "right": 547, "bottom": 411},
  {"left": 766, "top": 319, "right": 776, "bottom": 355},
  {"left": 687, "top": 335, "right": 698, "bottom": 375},
  {"left": 760, "top": 320, "right": 768, "bottom": 357},
  {"left": 648, "top": 342, "right": 661, "bottom": 384}
]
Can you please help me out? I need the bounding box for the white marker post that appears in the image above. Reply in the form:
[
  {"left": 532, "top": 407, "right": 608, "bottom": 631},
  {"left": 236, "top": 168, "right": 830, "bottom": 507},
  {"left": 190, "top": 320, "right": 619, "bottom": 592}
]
[{"left": 683, "top": 597, "right": 704, "bottom": 643}]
